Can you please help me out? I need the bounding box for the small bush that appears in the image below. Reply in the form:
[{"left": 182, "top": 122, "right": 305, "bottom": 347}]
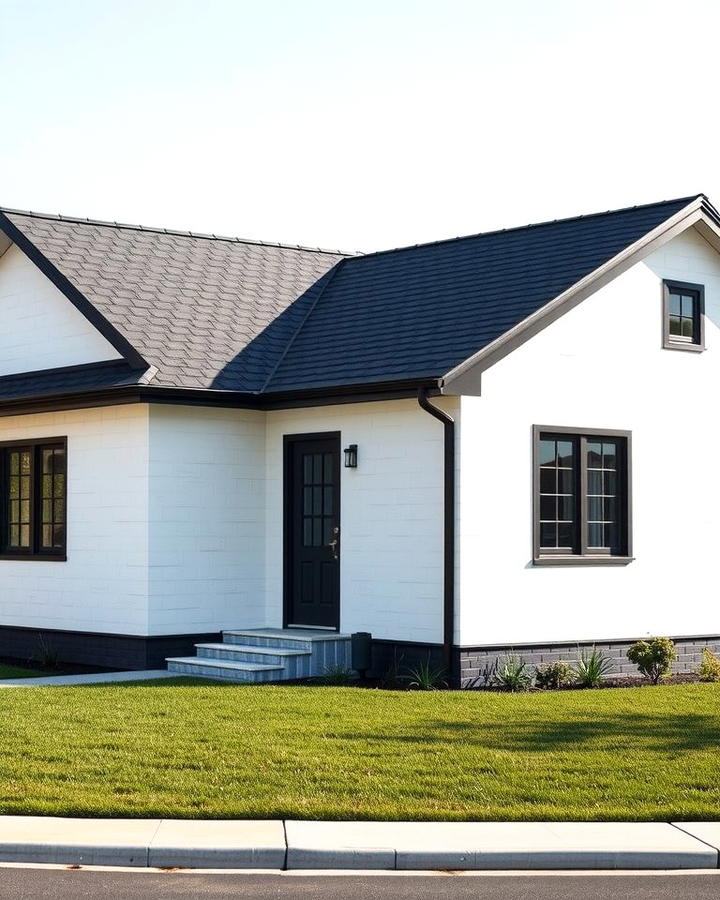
[
  {"left": 535, "top": 660, "right": 575, "bottom": 690},
  {"left": 494, "top": 655, "right": 532, "bottom": 692},
  {"left": 321, "top": 665, "right": 354, "bottom": 686},
  {"left": 403, "top": 659, "right": 447, "bottom": 691},
  {"left": 574, "top": 647, "right": 613, "bottom": 688},
  {"left": 627, "top": 637, "right": 676, "bottom": 684},
  {"left": 698, "top": 648, "right": 720, "bottom": 683}
]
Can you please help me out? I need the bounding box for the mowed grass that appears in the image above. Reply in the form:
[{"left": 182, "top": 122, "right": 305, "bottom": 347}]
[
  {"left": 0, "top": 680, "right": 719, "bottom": 821},
  {"left": 0, "top": 663, "right": 46, "bottom": 679}
]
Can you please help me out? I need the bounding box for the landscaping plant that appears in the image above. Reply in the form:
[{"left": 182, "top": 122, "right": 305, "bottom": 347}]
[
  {"left": 573, "top": 647, "right": 613, "bottom": 688},
  {"left": 463, "top": 659, "right": 499, "bottom": 690},
  {"left": 494, "top": 654, "right": 532, "bottom": 692},
  {"left": 535, "top": 660, "right": 575, "bottom": 690},
  {"left": 321, "top": 665, "right": 355, "bottom": 686},
  {"left": 627, "top": 637, "right": 676, "bottom": 684},
  {"left": 698, "top": 648, "right": 720, "bottom": 683},
  {"left": 403, "top": 659, "right": 448, "bottom": 690}
]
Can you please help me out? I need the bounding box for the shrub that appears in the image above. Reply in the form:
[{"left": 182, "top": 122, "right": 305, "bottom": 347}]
[
  {"left": 535, "top": 660, "right": 575, "bottom": 690},
  {"left": 403, "top": 659, "right": 447, "bottom": 691},
  {"left": 574, "top": 647, "right": 613, "bottom": 688},
  {"left": 627, "top": 637, "right": 676, "bottom": 684},
  {"left": 698, "top": 648, "right": 720, "bottom": 683},
  {"left": 321, "top": 665, "right": 354, "bottom": 686},
  {"left": 494, "top": 655, "right": 532, "bottom": 692}
]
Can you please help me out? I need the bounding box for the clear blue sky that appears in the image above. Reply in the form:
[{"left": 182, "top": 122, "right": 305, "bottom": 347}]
[{"left": 2, "top": 0, "right": 718, "bottom": 251}]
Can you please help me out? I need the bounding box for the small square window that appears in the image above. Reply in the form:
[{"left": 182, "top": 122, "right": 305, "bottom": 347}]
[{"left": 663, "top": 280, "right": 704, "bottom": 351}]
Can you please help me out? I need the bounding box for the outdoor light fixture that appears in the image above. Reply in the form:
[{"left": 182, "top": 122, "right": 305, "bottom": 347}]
[{"left": 344, "top": 444, "right": 358, "bottom": 468}]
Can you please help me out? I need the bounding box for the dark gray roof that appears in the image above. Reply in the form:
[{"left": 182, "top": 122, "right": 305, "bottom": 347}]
[
  {"left": 0, "top": 195, "right": 708, "bottom": 400},
  {"left": 0, "top": 209, "right": 346, "bottom": 391},
  {"left": 265, "top": 195, "right": 704, "bottom": 392},
  {"left": 0, "top": 361, "right": 147, "bottom": 403}
]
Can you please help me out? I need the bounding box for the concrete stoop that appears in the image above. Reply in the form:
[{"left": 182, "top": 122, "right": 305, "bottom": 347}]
[
  {"left": 0, "top": 819, "right": 718, "bottom": 870},
  {"left": 165, "top": 628, "right": 351, "bottom": 683}
]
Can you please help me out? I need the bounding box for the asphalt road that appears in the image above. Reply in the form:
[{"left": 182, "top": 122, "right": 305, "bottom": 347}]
[{"left": 1, "top": 869, "right": 720, "bottom": 899}]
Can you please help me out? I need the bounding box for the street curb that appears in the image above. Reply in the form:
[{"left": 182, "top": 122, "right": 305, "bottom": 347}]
[{"left": 0, "top": 818, "right": 716, "bottom": 870}]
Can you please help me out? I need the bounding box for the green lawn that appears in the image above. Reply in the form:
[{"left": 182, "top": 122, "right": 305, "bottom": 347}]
[
  {"left": 0, "top": 680, "right": 718, "bottom": 821},
  {"left": 0, "top": 663, "right": 46, "bottom": 679}
]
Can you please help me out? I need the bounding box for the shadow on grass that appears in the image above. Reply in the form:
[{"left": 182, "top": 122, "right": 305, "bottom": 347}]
[{"left": 346, "top": 712, "right": 720, "bottom": 753}]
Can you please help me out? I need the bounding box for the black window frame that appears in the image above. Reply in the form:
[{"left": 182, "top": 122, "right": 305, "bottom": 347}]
[
  {"left": 662, "top": 279, "right": 705, "bottom": 352},
  {"left": 532, "top": 425, "right": 632, "bottom": 567},
  {"left": 0, "top": 437, "right": 67, "bottom": 561}
]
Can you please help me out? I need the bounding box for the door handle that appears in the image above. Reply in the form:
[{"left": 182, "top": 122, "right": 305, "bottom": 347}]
[{"left": 328, "top": 526, "right": 340, "bottom": 559}]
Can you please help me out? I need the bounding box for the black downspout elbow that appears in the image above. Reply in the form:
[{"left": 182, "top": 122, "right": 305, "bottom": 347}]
[{"left": 417, "top": 387, "right": 455, "bottom": 682}]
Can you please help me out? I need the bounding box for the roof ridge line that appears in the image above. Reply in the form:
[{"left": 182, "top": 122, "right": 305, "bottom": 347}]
[
  {"left": 0, "top": 206, "right": 356, "bottom": 258},
  {"left": 355, "top": 194, "right": 705, "bottom": 262}
]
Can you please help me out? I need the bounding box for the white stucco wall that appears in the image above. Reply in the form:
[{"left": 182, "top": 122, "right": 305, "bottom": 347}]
[
  {"left": 457, "top": 225, "right": 720, "bottom": 646},
  {"left": 0, "top": 244, "right": 121, "bottom": 375},
  {"left": 265, "top": 399, "right": 455, "bottom": 643},
  {"left": 146, "top": 405, "right": 266, "bottom": 635},
  {"left": 0, "top": 404, "right": 149, "bottom": 633}
]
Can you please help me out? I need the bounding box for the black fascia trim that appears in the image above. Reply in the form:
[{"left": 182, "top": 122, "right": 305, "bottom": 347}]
[
  {"left": 0, "top": 379, "right": 441, "bottom": 417},
  {"left": 0, "top": 212, "right": 149, "bottom": 371}
]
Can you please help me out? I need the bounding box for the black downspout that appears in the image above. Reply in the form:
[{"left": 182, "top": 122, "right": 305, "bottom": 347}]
[{"left": 417, "top": 387, "right": 455, "bottom": 682}]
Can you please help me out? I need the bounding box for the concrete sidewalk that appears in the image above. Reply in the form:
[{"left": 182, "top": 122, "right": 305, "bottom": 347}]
[
  {"left": 0, "top": 818, "right": 717, "bottom": 870},
  {"left": 0, "top": 670, "right": 178, "bottom": 687}
]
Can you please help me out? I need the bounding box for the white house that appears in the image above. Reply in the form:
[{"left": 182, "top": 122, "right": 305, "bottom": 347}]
[{"left": 0, "top": 194, "right": 718, "bottom": 685}]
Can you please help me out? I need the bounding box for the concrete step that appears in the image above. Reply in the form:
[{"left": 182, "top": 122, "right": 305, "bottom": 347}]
[
  {"left": 222, "top": 630, "right": 352, "bottom": 676},
  {"left": 224, "top": 628, "right": 349, "bottom": 649},
  {"left": 165, "top": 656, "right": 285, "bottom": 683},
  {"left": 195, "top": 643, "right": 312, "bottom": 679}
]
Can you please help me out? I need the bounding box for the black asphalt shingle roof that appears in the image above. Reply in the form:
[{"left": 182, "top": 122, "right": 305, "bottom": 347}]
[
  {"left": 266, "top": 195, "right": 701, "bottom": 392},
  {"left": 0, "top": 361, "right": 147, "bottom": 403},
  {"left": 0, "top": 195, "right": 706, "bottom": 401}
]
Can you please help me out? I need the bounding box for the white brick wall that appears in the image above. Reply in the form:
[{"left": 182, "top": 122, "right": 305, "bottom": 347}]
[
  {"left": 456, "top": 225, "right": 720, "bottom": 646},
  {"left": 265, "top": 399, "right": 455, "bottom": 644},
  {"left": 0, "top": 404, "right": 149, "bottom": 633},
  {"left": 147, "top": 405, "right": 266, "bottom": 635},
  {"left": 0, "top": 244, "right": 121, "bottom": 375}
]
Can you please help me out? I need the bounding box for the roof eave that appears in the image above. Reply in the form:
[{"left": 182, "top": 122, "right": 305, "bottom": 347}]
[{"left": 0, "top": 376, "right": 442, "bottom": 417}]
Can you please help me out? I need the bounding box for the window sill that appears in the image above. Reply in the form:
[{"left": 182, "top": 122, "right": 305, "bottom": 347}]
[
  {"left": 533, "top": 555, "right": 634, "bottom": 567},
  {"left": 663, "top": 340, "right": 705, "bottom": 353},
  {"left": 0, "top": 554, "right": 67, "bottom": 562}
]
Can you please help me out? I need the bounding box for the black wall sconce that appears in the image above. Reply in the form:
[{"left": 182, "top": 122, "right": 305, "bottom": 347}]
[{"left": 344, "top": 444, "right": 358, "bottom": 468}]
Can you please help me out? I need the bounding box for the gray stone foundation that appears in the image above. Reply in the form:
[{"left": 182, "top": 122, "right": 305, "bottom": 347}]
[{"left": 458, "top": 635, "right": 720, "bottom": 687}]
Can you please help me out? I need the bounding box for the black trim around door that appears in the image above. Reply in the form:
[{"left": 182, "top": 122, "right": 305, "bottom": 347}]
[{"left": 283, "top": 431, "right": 341, "bottom": 630}]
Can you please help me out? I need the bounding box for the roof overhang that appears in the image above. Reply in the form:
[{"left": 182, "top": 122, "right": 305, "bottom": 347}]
[
  {"left": 0, "top": 377, "right": 441, "bottom": 418},
  {"left": 440, "top": 196, "right": 720, "bottom": 396}
]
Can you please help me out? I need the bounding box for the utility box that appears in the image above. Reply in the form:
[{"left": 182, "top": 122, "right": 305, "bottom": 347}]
[{"left": 351, "top": 631, "right": 372, "bottom": 674}]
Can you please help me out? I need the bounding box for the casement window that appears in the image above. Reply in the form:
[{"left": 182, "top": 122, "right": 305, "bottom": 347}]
[
  {"left": 533, "top": 426, "right": 632, "bottom": 565},
  {"left": 0, "top": 439, "right": 67, "bottom": 560},
  {"left": 663, "top": 280, "right": 705, "bottom": 351}
]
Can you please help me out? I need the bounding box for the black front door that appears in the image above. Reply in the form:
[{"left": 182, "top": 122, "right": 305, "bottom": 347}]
[{"left": 284, "top": 433, "right": 341, "bottom": 629}]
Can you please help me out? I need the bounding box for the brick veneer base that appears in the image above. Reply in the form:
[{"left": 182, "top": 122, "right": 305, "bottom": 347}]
[
  {"left": 458, "top": 635, "right": 720, "bottom": 687},
  {"left": 0, "top": 625, "right": 222, "bottom": 671}
]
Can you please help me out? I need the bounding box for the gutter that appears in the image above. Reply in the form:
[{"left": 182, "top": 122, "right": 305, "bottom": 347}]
[{"left": 417, "top": 387, "right": 455, "bottom": 679}]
